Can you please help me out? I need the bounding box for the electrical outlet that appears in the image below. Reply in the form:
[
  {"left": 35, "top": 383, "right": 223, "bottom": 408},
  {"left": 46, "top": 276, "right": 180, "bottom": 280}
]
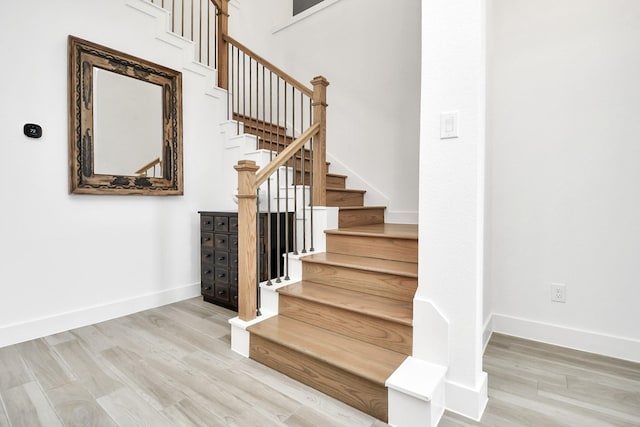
[{"left": 551, "top": 283, "right": 566, "bottom": 303}]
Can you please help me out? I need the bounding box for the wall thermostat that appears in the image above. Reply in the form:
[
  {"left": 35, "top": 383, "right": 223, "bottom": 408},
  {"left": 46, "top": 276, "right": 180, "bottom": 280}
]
[{"left": 24, "top": 123, "right": 42, "bottom": 139}]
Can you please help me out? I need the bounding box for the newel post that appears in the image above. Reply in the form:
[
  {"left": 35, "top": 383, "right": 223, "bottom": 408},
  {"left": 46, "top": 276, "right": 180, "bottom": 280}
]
[
  {"left": 235, "top": 160, "right": 259, "bottom": 321},
  {"left": 311, "top": 76, "right": 329, "bottom": 206},
  {"left": 217, "top": 0, "right": 229, "bottom": 90}
]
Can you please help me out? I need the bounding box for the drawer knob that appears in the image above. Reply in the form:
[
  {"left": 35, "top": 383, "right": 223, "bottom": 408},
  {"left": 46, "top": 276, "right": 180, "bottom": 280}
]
[
  {"left": 205, "top": 254, "right": 212, "bottom": 258},
  {"left": 217, "top": 290, "right": 226, "bottom": 296},
  {"left": 205, "top": 220, "right": 211, "bottom": 225},
  {"left": 204, "top": 270, "right": 211, "bottom": 275},
  {"left": 218, "top": 256, "right": 225, "bottom": 261},
  {"left": 203, "top": 286, "right": 212, "bottom": 291},
  {"left": 218, "top": 273, "right": 226, "bottom": 278},
  {"left": 217, "top": 222, "right": 225, "bottom": 227},
  {"left": 217, "top": 239, "right": 225, "bottom": 244}
]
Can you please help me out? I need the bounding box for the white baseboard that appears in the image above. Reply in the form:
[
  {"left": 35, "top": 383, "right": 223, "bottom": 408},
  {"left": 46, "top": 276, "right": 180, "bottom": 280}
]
[
  {"left": 491, "top": 313, "right": 640, "bottom": 363},
  {"left": 444, "top": 373, "right": 488, "bottom": 422},
  {"left": 482, "top": 315, "right": 493, "bottom": 352},
  {"left": 0, "top": 283, "right": 200, "bottom": 349}
]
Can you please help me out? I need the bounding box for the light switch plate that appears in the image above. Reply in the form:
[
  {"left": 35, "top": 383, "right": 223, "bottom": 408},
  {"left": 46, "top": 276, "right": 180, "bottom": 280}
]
[{"left": 440, "top": 111, "right": 459, "bottom": 139}]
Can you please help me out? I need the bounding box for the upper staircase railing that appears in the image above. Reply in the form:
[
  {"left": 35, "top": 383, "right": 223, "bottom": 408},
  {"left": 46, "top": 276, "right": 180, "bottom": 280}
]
[
  {"left": 148, "top": 0, "right": 228, "bottom": 87},
  {"left": 146, "top": 0, "right": 328, "bottom": 322}
]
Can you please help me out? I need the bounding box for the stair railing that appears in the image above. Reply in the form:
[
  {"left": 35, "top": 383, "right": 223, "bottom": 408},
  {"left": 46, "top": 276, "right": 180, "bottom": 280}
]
[
  {"left": 225, "top": 37, "right": 329, "bottom": 321},
  {"left": 147, "top": 0, "right": 229, "bottom": 88},
  {"left": 144, "top": 0, "right": 329, "bottom": 322}
]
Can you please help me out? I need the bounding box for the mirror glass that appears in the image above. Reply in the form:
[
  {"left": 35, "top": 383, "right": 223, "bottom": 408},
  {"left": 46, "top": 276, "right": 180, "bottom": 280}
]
[
  {"left": 68, "top": 36, "right": 183, "bottom": 195},
  {"left": 93, "top": 68, "right": 163, "bottom": 176}
]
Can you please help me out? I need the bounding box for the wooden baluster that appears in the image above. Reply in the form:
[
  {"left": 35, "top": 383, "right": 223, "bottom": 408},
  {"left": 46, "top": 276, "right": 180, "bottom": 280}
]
[
  {"left": 311, "top": 76, "right": 329, "bottom": 206},
  {"left": 217, "top": 0, "right": 229, "bottom": 89},
  {"left": 235, "top": 160, "right": 260, "bottom": 321}
]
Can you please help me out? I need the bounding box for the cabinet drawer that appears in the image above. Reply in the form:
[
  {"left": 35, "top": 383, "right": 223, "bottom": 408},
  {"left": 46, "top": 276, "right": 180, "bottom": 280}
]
[
  {"left": 214, "top": 216, "right": 229, "bottom": 232},
  {"left": 231, "top": 287, "right": 238, "bottom": 306},
  {"left": 201, "top": 232, "right": 214, "bottom": 247},
  {"left": 201, "top": 265, "right": 215, "bottom": 281},
  {"left": 229, "top": 216, "right": 238, "bottom": 233},
  {"left": 200, "top": 215, "right": 214, "bottom": 232},
  {"left": 201, "top": 247, "right": 214, "bottom": 264},
  {"left": 215, "top": 268, "right": 229, "bottom": 284},
  {"left": 215, "top": 251, "right": 229, "bottom": 267},
  {"left": 201, "top": 282, "right": 214, "bottom": 295},
  {"left": 214, "top": 283, "right": 231, "bottom": 303},
  {"left": 214, "top": 234, "right": 229, "bottom": 250},
  {"left": 230, "top": 252, "right": 238, "bottom": 269}
]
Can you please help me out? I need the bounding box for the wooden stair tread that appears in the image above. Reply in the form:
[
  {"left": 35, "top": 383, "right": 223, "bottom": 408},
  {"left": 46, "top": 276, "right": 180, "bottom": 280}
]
[
  {"left": 248, "top": 316, "right": 407, "bottom": 385},
  {"left": 338, "top": 205, "right": 385, "bottom": 211},
  {"left": 325, "top": 223, "right": 418, "bottom": 240},
  {"left": 279, "top": 281, "right": 413, "bottom": 325},
  {"left": 327, "top": 173, "right": 347, "bottom": 179},
  {"left": 301, "top": 252, "right": 417, "bottom": 277}
]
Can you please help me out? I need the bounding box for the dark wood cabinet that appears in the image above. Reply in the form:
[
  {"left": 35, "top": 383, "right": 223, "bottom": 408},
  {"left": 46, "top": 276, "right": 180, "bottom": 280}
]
[{"left": 198, "top": 211, "right": 293, "bottom": 311}]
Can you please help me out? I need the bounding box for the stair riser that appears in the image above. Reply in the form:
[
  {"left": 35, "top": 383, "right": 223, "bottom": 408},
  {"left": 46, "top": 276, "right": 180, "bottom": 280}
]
[
  {"left": 233, "top": 113, "right": 288, "bottom": 135},
  {"left": 302, "top": 262, "right": 417, "bottom": 302},
  {"left": 250, "top": 335, "right": 389, "bottom": 422},
  {"left": 257, "top": 139, "right": 309, "bottom": 155},
  {"left": 327, "top": 191, "right": 364, "bottom": 207},
  {"left": 326, "top": 175, "right": 346, "bottom": 188},
  {"left": 339, "top": 208, "right": 384, "bottom": 228},
  {"left": 326, "top": 234, "right": 418, "bottom": 263},
  {"left": 279, "top": 295, "right": 412, "bottom": 355},
  {"left": 294, "top": 172, "right": 346, "bottom": 189}
]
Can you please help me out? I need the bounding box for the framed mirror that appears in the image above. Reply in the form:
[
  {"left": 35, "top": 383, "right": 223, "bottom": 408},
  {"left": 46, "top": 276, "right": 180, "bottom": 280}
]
[{"left": 68, "top": 36, "right": 183, "bottom": 195}]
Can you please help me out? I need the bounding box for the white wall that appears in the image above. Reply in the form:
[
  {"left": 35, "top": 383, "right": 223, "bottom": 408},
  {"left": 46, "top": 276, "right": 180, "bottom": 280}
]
[
  {"left": 417, "top": 0, "right": 487, "bottom": 419},
  {"left": 0, "top": 0, "right": 226, "bottom": 347},
  {"left": 487, "top": 0, "right": 640, "bottom": 362},
  {"left": 230, "top": 0, "right": 421, "bottom": 222}
]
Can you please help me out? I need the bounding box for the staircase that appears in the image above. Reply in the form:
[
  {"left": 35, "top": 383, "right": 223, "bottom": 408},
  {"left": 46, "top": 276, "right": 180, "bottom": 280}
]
[
  {"left": 235, "top": 114, "right": 418, "bottom": 423},
  {"left": 129, "top": 2, "right": 445, "bottom": 425}
]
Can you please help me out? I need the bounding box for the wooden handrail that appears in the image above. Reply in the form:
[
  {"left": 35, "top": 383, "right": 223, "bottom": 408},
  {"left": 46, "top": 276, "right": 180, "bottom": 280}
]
[
  {"left": 135, "top": 157, "right": 161, "bottom": 176},
  {"left": 255, "top": 123, "right": 320, "bottom": 187},
  {"left": 224, "top": 34, "right": 314, "bottom": 98}
]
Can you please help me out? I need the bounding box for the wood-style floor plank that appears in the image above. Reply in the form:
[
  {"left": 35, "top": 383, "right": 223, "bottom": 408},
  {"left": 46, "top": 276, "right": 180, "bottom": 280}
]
[
  {"left": 183, "top": 350, "right": 300, "bottom": 424},
  {"left": 0, "top": 396, "right": 9, "bottom": 427},
  {"left": 53, "top": 340, "right": 123, "bottom": 399},
  {"left": 162, "top": 398, "right": 226, "bottom": 427},
  {"left": 46, "top": 382, "right": 117, "bottom": 427},
  {"left": 16, "top": 339, "right": 75, "bottom": 391},
  {"left": 0, "top": 345, "right": 33, "bottom": 391},
  {"left": 441, "top": 332, "right": 640, "bottom": 426},
  {"left": 0, "top": 299, "right": 638, "bottom": 426},
  {"left": 70, "top": 325, "right": 115, "bottom": 354},
  {"left": 97, "top": 387, "right": 174, "bottom": 427},
  {"left": 2, "top": 382, "right": 63, "bottom": 427}
]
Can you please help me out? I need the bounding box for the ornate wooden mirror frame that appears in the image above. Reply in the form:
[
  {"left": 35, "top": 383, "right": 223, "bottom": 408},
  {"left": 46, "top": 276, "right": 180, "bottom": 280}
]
[{"left": 68, "top": 36, "right": 183, "bottom": 195}]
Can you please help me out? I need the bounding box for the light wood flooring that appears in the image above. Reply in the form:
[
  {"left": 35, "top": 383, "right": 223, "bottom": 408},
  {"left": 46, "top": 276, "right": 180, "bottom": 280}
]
[
  {"left": 441, "top": 334, "right": 640, "bottom": 427},
  {"left": 0, "top": 298, "right": 638, "bottom": 426}
]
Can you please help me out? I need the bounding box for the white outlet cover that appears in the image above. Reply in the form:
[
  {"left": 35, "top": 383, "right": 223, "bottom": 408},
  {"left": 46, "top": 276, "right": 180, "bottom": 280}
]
[{"left": 551, "top": 283, "right": 566, "bottom": 303}]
